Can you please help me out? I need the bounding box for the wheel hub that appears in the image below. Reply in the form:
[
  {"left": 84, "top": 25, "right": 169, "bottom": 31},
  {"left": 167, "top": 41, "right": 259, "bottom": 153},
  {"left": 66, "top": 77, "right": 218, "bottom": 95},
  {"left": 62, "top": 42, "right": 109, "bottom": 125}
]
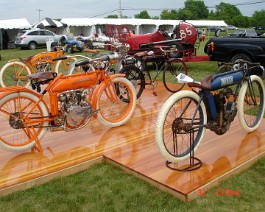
[
  {"left": 172, "top": 118, "right": 192, "bottom": 133},
  {"left": 9, "top": 112, "right": 25, "bottom": 129}
]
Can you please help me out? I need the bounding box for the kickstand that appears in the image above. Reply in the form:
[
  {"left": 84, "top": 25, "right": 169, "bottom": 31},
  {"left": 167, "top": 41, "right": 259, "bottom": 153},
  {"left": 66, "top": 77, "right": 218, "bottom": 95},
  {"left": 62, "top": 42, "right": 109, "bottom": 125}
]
[
  {"left": 31, "top": 138, "right": 43, "bottom": 152},
  {"left": 29, "top": 126, "right": 43, "bottom": 153}
]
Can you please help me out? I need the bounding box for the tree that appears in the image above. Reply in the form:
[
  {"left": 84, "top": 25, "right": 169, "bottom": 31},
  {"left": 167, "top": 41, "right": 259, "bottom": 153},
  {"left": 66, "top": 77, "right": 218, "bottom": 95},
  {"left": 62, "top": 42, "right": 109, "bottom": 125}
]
[
  {"left": 252, "top": 10, "right": 265, "bottom": 27},
  {"left": 134, "top": 10, "right": 151, "bottom": 19},
  {"left": 106, "top": 15, "right": 119, "bottom": 18},
  {"left": 183, "top": 0, "right": 208, "bottom": 19},
  {"left": 232, "top": 15, "right": 251, "bottom": 28},
  {"left": 177, "top": 9, "right": 194, "bottom": 20},
  {"left": 215, "top": 2, "right": 242, "bottom": 24},
  {"left": 160, "top": 9, "right": 178, "bottom": 20}
]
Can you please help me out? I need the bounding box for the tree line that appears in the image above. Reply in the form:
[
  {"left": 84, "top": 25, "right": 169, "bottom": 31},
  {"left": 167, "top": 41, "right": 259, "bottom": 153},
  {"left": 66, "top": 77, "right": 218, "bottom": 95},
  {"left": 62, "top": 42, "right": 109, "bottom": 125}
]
[{"left": 107, "top": 0, "right": 265, "bottom": 28}]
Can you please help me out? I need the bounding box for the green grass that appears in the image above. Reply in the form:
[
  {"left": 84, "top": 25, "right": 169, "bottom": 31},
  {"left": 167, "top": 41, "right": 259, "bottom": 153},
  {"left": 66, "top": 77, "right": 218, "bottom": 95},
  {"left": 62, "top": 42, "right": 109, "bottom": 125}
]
[
  {"left": 0, "top": 160, "right": 265, "bottom": 211},
  {"left": 0, "top": 44, "right": 265, "bottom": 210}
]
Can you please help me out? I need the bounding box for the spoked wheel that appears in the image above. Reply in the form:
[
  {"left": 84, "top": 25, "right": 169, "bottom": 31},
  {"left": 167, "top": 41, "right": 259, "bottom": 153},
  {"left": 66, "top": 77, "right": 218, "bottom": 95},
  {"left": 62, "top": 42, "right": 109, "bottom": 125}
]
[
  {"left": 0, "top": 61, "right": 31, "bottom": 87},
  {"left": 163, "top": 59, "right": 187, "bottom": 93},
  {"left": 155, "top": 90, "right": 207, "bottom": 163},
  {"left": 55, "top": 56, "right": 78, "bottom": 75},
  {"left": 120, "top": 65, "right": 145, "bottom": 99},
  {"left": 0, "top": 92, "right": 49, "bottom": 151},
  {"left": 96, "top": 77, "right": 136, "bottom": 127},
  {"left": 238, "top": 75, "right": 265, "bottom": 132}
]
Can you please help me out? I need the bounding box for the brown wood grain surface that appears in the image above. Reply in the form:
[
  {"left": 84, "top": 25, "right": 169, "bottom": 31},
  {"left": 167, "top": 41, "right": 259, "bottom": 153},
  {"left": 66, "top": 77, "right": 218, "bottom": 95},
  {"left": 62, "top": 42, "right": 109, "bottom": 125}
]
[{"left": 0, "top": 82, "right": 264, "bottom": 201}]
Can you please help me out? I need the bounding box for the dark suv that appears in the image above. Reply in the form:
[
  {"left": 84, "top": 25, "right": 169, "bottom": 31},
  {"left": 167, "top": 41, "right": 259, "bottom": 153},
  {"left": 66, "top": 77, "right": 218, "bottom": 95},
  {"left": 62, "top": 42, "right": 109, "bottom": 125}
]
[{"left": 15, "top": 28, "right": 61, "bottom": 50}]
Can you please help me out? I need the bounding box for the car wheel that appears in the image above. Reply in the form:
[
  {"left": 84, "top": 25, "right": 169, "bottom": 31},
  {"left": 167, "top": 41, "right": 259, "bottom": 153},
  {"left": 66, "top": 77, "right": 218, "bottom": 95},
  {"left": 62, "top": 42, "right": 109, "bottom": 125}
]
[
  {"left": 230, "top": 54, "right": 252, "bottom": 63},
  {"left": 230, "top": 53, "right": 253, "bottom": 72},
  {"left": 28, "top": 42, "right": 37, "bottom": 50}
]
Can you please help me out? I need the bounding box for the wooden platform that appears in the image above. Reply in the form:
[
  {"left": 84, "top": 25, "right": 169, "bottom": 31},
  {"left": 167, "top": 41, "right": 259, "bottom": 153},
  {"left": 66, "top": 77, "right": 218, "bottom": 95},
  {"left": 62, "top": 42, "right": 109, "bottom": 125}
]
[{"left": 0, "top": 82, "right": 265, "bottom": 201}]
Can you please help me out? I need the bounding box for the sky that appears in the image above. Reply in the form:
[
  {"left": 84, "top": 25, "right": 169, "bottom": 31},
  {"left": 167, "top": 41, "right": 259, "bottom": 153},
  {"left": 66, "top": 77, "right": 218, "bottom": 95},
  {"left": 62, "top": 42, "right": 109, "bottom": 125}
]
[{"left": 0, "top": 0, "right": 265, "bottom": 24}]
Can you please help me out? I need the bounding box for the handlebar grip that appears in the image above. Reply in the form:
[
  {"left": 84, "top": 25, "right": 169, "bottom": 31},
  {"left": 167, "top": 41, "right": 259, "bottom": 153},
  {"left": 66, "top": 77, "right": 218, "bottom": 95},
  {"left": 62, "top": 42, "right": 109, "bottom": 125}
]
[
  {"left": 75, "top": 59, "right": 90, "bottom": 67},
  {"left": 52, "top": 56, "right": 68, "bottom": 61}
]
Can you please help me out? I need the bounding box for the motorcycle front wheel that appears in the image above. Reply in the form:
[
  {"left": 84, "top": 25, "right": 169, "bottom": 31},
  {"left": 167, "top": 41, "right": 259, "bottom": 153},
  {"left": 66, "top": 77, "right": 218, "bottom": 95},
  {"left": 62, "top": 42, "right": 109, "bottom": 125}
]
[
  {"left": 96, "top": 77, "right": 136, "bottom": 127},
  {"left": 238, "top": 75, "right": 265, "bottom": 132}
]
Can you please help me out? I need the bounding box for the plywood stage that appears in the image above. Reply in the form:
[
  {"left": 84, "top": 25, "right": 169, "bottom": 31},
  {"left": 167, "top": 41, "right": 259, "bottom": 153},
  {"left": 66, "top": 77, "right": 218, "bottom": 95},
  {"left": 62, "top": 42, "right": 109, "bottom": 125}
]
[{"left": 0, "top": 82, "right": 265, "bottom": 201}]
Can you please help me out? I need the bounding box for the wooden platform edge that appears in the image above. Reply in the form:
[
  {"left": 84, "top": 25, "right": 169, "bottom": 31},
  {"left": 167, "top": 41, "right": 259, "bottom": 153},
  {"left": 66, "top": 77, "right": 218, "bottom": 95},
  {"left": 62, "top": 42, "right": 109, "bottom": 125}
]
[
  {"left": 104, "top": 150, "right": 265, "bottom": 202},
  {"left": 187, "top": 151, "right": 265, "bottom": 201},
  {"left": 104, "top": 157, "right": 187, "bottom": 201},
  {"left": 0, "top": 156, "right": 103, "bottom": 197}
]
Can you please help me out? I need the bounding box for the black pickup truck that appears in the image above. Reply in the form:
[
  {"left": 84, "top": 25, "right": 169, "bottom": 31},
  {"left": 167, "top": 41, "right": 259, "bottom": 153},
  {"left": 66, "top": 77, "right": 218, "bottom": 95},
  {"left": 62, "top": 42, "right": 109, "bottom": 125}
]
[{"left": 204, "top": 36, "right": 265, "bottom": 66}]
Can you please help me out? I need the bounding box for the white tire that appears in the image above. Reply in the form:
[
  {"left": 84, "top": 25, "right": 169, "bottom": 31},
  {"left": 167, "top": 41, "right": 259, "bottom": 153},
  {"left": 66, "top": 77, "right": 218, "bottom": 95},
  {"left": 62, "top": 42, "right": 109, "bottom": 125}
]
[
  {"left": 96, "top": 77, "right": 136, "bottom": 127},
  {"left": 238, "top": 75, "right": 265, "bottom": 132},
  {"left": 0, "top": 61, "right": 31, "bottom": 87},
  {"left": 55, "top": 56, "right": 77, "bottom": 75},
  {"left": 155, "top": 90, "right": 207, "bottom": 163}
]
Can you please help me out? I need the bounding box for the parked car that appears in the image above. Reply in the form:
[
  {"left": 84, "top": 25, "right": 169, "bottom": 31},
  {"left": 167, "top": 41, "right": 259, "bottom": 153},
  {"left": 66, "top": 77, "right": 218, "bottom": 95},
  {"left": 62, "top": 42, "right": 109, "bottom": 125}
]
[
  {"left": 204, "top": 35, "right": 265, "bottom": 67},
  {"left": 225, "top": 25, "right": 238, "bottom": 30},
  {"left": 15, "top": 28, "right": 61, "bottom": 50},
  {"left": 224, "top": 28, "right": 257, "bottom": 37},
  {"left": 254, "top": 26, "right": 265, "bottom": 36},
  {"left": 207, "top": 26, "right": 226, "bottom": 32}
]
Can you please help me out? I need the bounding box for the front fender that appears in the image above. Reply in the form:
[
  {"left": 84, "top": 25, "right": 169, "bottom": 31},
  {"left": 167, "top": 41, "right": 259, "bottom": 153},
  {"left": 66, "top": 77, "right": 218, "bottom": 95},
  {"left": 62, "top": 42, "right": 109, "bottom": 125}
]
[
  {"left": 7, "top": 58, "right": 22, "bottom": 63},
  {"left": 91, "top": 74, "right": 125, "bottom": 111}
]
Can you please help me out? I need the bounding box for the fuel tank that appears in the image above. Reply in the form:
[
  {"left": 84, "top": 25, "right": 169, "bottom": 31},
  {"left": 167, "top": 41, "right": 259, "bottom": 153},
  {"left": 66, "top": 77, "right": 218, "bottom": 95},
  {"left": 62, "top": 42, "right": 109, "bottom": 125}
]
[
  {"left": 51, "top": 73, "right": 98, "bottom": 93},
  {"left": 210, "top": 70, "right": 244, "bottom": 91}
]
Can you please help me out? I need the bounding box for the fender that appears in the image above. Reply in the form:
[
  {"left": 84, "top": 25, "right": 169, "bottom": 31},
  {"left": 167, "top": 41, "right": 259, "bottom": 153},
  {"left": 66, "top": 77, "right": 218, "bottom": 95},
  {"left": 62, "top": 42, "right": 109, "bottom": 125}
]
[
  {"left": 0, "top": 86, "right": 49, "bottom": 112},
  {"left": 91, "top": 74, "right": 125, "bottom": 113},
  {"left": 7, "top": 58, "right": 23, "bottom": 63}
]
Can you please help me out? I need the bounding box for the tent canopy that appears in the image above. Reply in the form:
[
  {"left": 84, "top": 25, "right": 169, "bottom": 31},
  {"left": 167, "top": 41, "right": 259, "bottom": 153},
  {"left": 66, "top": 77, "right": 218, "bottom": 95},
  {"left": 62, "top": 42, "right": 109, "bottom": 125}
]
[
  {"left": 0, "top": 18, "right": 31, "bottom": 29},
  {"left": 60, "top": 18, "right": 227, "bottom": 27},
  {"left": 32, "top": 17, "right": 65, "bottom": 28},
  {"left": 0, "top": 18, "right": 31, "bottom": 50}
]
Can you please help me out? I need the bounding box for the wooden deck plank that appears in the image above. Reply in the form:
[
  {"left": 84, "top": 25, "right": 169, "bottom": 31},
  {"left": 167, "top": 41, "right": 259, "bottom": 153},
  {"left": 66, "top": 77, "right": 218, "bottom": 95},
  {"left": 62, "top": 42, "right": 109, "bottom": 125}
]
[{"left": 0, "top": 82, "right": 265, "bottom": 201}]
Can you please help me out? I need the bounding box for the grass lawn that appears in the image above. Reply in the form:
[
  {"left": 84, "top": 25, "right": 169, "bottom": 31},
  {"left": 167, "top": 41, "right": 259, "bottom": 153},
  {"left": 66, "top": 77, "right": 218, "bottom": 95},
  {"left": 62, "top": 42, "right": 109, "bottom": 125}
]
[{"left": 0, "top": 41, "right": 265, "bottom": 211}]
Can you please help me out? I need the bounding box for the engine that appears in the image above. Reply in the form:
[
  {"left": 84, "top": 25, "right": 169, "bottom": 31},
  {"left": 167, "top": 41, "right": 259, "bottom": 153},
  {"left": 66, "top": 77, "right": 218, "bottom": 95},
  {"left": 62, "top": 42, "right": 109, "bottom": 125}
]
[
  {"left": 36, "top": 62, "right": 51, "bottom": 72},
  {"left": 54, "top": 89, "right": 96, "bottom": 130},
  {"left": 209, "top": 89, "right": 237, "bottom": 135}
]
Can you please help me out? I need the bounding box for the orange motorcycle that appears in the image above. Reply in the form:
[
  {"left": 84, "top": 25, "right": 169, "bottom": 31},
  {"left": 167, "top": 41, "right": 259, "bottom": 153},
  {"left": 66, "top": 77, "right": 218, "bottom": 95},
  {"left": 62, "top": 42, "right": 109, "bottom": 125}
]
[
  {"left": 0, "top": 47, "right": 76, "bottom": 88},
  {"left": 0, "top": 53, "right": 136, "bottom": 152}
]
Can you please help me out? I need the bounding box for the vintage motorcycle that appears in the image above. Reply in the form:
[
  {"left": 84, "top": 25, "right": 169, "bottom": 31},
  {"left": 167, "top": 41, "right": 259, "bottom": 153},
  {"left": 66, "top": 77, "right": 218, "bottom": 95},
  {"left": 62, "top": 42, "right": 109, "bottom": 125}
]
[
  {"left": 0, "top": 53, "right": 137, "bottom": 152},
  {"left": 0, "top": 46, "right": 76, "bottom": 87},
  {"left": 156, "top": 60, "right": 265, "bottom": 163}
]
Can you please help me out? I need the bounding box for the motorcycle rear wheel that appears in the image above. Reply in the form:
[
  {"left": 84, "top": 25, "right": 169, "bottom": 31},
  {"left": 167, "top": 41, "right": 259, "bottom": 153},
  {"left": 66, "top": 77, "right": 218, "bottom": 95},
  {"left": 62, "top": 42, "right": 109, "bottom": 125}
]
[{"left": 0, "top": 92, "right": 49, "bottom": 151}]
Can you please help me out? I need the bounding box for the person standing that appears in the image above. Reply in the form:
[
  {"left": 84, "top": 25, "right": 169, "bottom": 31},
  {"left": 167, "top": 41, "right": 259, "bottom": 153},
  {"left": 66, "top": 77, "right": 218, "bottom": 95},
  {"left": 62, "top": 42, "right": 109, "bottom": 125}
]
[
  {"left": 2, "top": 30, "right": 10, "bottom": 49},
  {"left": 201, "top": 28, "right": 205, "bottom": 42}
]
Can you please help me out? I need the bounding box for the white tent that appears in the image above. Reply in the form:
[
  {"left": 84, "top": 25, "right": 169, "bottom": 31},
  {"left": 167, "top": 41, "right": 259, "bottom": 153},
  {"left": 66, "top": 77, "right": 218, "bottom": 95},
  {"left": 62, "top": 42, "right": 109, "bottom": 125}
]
[
  {"left": 31, "top": 17, "right": 66, "bottom": 34},
  {"left": 60, "top": 18, "right": 228, "bottom": 36},
  {"left": 0, "top": 18, "right": 31, "bottom": 49},
  {"left": 32, "top": 17, "right": 64, "bottom": 28}
]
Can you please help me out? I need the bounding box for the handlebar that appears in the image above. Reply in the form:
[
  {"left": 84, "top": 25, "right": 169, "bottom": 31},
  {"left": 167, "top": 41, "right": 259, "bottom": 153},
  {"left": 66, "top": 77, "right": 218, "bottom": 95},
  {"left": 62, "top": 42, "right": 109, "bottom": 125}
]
[
  {"left": 74, "top": 52, "right": 122, "bottom": 67},
  {"left": 221, "top": 60, "right": 262, "bottom": 68},
  {"left": 217, "top": 60, "right": 265, "bottom": 79},
  {"left": 52, "top": 56, "right": 68, "bottom": 61}
]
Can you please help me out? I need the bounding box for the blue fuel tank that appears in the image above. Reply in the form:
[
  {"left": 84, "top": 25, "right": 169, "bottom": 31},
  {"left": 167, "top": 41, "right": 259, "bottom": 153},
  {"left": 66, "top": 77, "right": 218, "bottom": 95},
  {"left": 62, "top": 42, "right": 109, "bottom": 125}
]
[{"left": 210, "top": 70, "right": 244, "bottom": 91}]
